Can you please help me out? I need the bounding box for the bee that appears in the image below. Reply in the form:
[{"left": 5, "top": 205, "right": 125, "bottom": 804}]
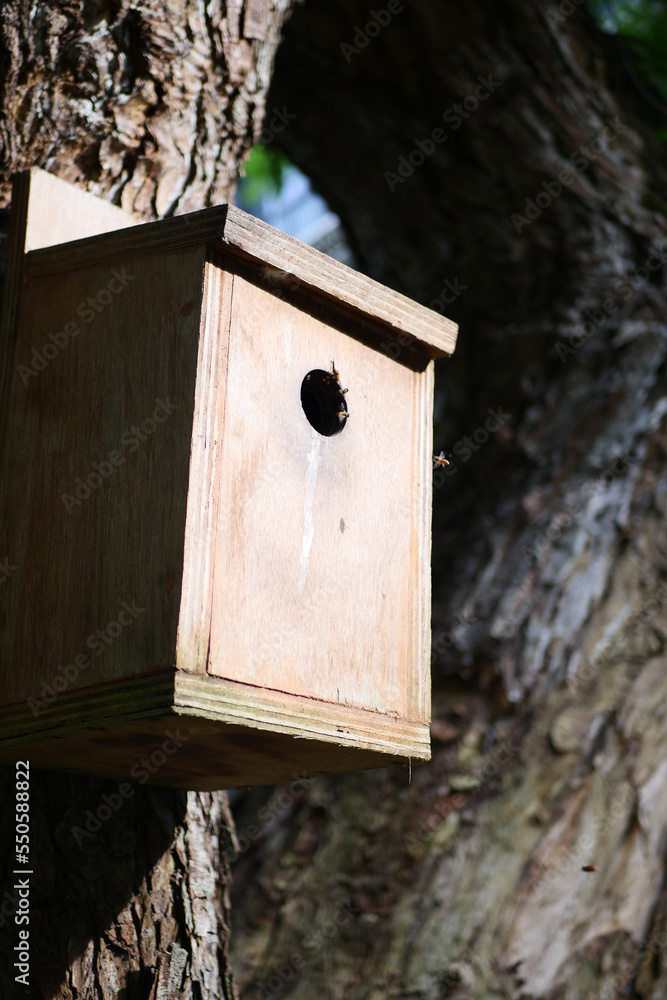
[
  {"left": 336, "top": 410, "right": 349, "bottom": 420},
  {"left": 433, "top": 451, "right": 450, "bottom": 468},
  {"left": 328, "top": 360, "right": 348, "bottom": 395},
  {"left": 581, "top": 865, "right": 596, "bottom": 872}
]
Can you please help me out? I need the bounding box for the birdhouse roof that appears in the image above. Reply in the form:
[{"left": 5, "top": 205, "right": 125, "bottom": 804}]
[{"left": 24, "top": 202, "right": 458, "bottom": 361}]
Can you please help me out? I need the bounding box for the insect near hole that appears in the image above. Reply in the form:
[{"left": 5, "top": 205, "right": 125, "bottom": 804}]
[{"left": 300, "top": 363, "right": 348, "bottom": 437}]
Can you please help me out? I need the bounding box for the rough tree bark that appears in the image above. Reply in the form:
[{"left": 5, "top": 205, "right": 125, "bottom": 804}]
[
  {"left": 226, "top": 3, "right": 667, "bottom": 999},
  {"left": 0, "top": 2, "right": 296, "bottom": 997}
]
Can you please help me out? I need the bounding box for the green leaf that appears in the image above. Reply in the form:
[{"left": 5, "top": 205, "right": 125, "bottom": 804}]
[{"left": 238, "top": 145, "right": 292, "bottom": 205}]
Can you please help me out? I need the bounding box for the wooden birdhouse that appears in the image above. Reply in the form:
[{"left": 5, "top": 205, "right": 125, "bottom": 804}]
[{"left": 0, "top": 169, "right": 458, "bottom": 789}]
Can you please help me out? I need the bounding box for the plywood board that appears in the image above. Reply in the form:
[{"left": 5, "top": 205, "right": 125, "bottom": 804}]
[
  {"left": 23, "top": 202, "right": 458, "bottom": 361},
  {"left": 205, "top": 274, "right": 430, "bottom": 722},
  {"left": 22, "top": 167, "right": 138, "bottom": 252},
  {"left": 0, "top": 714, "right": 412, "bottom": 790},
  {"left": 0, "top": 248, "right": 205, "bottom": 703},
  {"left": 1, "top": 169, "right": 138, "bottom": 458},
  {"left": 0, "top": 671, "right": 429, "bottom": 789},
  {"left": 220, "top": 206, "right": 458, "bottom": 357},
  {"left": 176, "top": 263, "right": 233, "bottom": 673}
]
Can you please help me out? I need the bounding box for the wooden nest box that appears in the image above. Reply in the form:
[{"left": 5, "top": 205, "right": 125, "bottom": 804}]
[{"left": 0, "top": 169, "right": 458, "bottom": 789}]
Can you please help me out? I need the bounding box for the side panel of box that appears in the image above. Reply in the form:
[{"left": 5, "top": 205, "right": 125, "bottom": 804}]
[
  {"left": 414, "top": 358, "right": 434, "bottom": 723},
  {"left": 0, "top": 248, "right": 206, "bottom": 708},
  {"left": 204, "top": 273, "right": 431, "bottom": 722},
  {"left": 176, "top": 263, "right": 233, "bottom": 673}
]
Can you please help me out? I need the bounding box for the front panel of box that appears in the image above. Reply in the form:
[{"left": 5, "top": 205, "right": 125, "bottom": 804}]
[{"left": 207, "top": 274, "right": 428, "bottom": 721}]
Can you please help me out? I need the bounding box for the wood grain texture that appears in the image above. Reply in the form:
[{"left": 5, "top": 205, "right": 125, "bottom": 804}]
[
  {"left": 0, "top": 670, "right": 430, "bottom": 757},
  {"left": 0, "top": 673, "right": 176, "bottom": 740},
  {"left": 219, "top": 206, "right": 458, "bottom": 357},
  {"left": 0, "top": 247, "right": 205, "bottom": 702},
  {"left": 231, "top": 9, "right": 667, "bottom": 998},
  {"left": 0, "top": 172, "right": 30, "bottom": 436},
  {"left": 412, "top": 359, "right": 435, "bottom": 721},
  {"left": 22, "top": 167, "right": 138, "bottom": 252},
  {"left": 23, "top": 201, "right": 458, "bottom": 360},
  {"left": 176, "top": 262, "right": 233, "bottom": 675},
  {"left": 23, "top": 206, "right": 229, "bottom": 277},
  {"left": 1, "top": 168, "right": 138, "bottom": 450},
  {"left": 0, "top": 717, "right": 412, "bottom": 790},
  {"left": 206, "top": 274, "right": 429, "bottom": 721},
  {"left": 0, "top": 672, "right": 428, "bottom": 789},
  {"left": 173, "top": 672, "right": 430, "bottom": 756}
]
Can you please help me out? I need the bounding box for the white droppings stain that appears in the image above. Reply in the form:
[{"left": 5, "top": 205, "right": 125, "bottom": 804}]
[{"left": 298, "top": 431, "right": 322, "bottom": 595}]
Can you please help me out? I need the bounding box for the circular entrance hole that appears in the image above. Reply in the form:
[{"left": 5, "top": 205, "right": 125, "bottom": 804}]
[{"left": 300, "top": 368, "right": 348, "bottom": 437}]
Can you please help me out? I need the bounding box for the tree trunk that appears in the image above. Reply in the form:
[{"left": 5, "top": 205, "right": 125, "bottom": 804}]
[
  {"left": 227, "top": 3, "right": 667, "bottom": 999},
  {"left": 0, "top": 2, "right": 295, "bottom": 997}
]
